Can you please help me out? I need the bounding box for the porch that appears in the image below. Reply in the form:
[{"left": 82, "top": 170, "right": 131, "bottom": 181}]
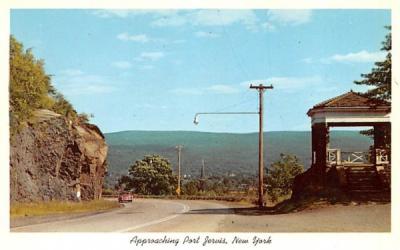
[{"left": 306, "top": 91, "right": 391, "bottom": 200}]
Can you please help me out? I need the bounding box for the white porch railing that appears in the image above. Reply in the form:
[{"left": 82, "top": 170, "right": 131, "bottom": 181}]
[
  {"left": 327, "top": 149, "right": 369, "bottom": 165},
  {"left": 327, "top": 148, "right": 341, "bottom": 165},
  {"left": 327, "top": 148, "right": 390, "bottom": 165},
  {"left": 376, "top": 148, "right": 389, "bottom": 164},
  {"left": 342, "top": 151, "right": 369, "bottom": 163}
]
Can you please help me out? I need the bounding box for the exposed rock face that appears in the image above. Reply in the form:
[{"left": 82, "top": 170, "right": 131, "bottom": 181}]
[{"left": 10, "top": 109, "right": 108, "bottom": 202}]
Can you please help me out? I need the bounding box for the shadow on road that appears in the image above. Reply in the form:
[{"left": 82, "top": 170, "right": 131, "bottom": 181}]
[
  {"left": 183, "top": 198, "right": 328, "bottom": 216},
  {"left": 184, "top": 208, "right": 235, "bottom": 215},
  {"left": 185, "top": 205, "right": 288, "bottom": 216}
]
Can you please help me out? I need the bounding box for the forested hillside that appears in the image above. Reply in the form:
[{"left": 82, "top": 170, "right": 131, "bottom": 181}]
[{"left": 105, "top": 130, "right": 373, "bottom": 184}]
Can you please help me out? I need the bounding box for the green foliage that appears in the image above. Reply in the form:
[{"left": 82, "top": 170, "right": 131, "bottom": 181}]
[
  {"left": 50, "top": 93, "right": 77, "bottom": 120},
  {"left": 266, "top": 154, "right": 304, "bottom": 202},
  {"left": 354, "top": 26, "right": 391, "bottom": 144},
  {"left": 182, "top": 180, "right": 201, "bottom": 195},
  {"left": 10, "top": 35, "right": 91, "bottom": 135},
  {"left": 354, "top": 26, "right": 391, "bottom": 102},
  {"left": 119, "top": 155, "right": 177, "bottom": 195},
  {"left": 9, "top": 35, "right": 54, "bottom": 133},
  {"left": 77, "top": 113, "right": 94, "bottom": 124},
  {"left": 116, "top": 175, "right": 133, "bottom": 191},
  {"left": 181, "top": 176, "right": 252, "bottom": 197}
]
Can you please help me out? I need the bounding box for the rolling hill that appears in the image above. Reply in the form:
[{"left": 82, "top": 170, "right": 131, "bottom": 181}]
[{"left": 104, "top": 130, "right": 372, "bottom": 184}]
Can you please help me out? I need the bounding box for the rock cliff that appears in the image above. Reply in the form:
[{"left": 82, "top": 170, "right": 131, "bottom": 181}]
[{"left": 10, "top": 109, "right": 108, "bottom": 202}]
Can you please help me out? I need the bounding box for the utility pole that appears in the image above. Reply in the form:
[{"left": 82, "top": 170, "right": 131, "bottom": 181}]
[
  {"left": 201, "top": 159, "right": 205, "bottom": 179},
  {"left": 176, "top": 145, "right": 183, "bottom": 196},
  {"left": 250, "top": 84, "right": 273, "bottom": 208},
  {"left": 200, "top": 159, "right": 206, "bottom": 191}
]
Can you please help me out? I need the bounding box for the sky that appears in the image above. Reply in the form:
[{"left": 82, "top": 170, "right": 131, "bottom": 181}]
[{"left": 10, "top": 9, "right": 391, "bottom": 133}]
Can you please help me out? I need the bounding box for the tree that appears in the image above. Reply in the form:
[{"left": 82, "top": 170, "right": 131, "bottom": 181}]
[
  {"left": 51, "top": 93, "right": 77, "bottom": 120},
  {"left": 126, "top": 155, "right": 177, "bottom": 195},
  {"left": 354, "top": 26, "right": 391, "bottom": 102},
  {"left": 9, "top": 35, "right": 87, "bottom": 135},
  {"left": 182, "top": 180, "right": 200, "bottom": 195},
  {"left": 266, "top": 154, "right": 304, "bottom": 202},
  {"left": 10, "top": 35, "right": 54, "bottom": 133},
  {"left": 354, "top": 26, "right": 391, "bottom": 145},
  {"left": 116, "top": 175, "right": 134, "bottom": 191}
]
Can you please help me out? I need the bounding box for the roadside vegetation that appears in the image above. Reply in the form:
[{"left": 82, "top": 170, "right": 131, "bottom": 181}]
[
  {"left": 266, "top": 154, "right": 304, "bottom": 202},
  {"left": 117, "top": 155, "right": 178, "bottom": 195},
  {"left": 10, "top": 35, "right": 91, "bottom": 136},
  {"left": 10, "top": 199, "right": 120, "bottom": 218},
  {"left": 115, "top": 153, "right": 302, "bottom": 207}
]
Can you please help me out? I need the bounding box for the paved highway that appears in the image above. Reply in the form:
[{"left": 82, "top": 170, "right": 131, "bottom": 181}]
[{"left": 11, "top": 199, "right": 390, "bottom": 232}]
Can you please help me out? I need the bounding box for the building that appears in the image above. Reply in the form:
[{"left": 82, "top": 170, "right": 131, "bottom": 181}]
[{"left": 293, "top": 91, "right": 391, "bottom": 201}]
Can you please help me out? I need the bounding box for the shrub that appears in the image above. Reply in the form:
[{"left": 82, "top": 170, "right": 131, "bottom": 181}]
[{"left": 266, "top": 154, "right": 304, "bottom": 202}]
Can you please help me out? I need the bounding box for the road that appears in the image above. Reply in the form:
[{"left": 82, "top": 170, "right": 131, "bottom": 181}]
[{"left": 11, "top": 198, "right": 390, "bottom": 232}]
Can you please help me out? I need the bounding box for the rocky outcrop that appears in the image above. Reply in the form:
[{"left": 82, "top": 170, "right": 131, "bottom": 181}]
[{"left": 10, "top": 109, "right": 108, "bottom": 202}]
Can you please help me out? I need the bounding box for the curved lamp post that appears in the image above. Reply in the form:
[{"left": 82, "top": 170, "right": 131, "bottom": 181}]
[
  {"left": 194, "top": 84, "right": 273, "bottom": 208},
  {"left": 193, "top": 112, "right": 258, "bottom": 125}
]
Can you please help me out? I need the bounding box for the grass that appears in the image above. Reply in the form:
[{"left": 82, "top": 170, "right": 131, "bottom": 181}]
[{"left": 10, "top": 199, "right": 120, "bottom": 218}]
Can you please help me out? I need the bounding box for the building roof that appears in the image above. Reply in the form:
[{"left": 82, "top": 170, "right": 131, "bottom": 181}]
[{"left": 307, "top": 91, "right": 390, "bottom": 116}]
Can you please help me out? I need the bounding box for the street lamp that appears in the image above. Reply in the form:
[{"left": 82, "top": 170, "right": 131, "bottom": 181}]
[
  {"left": 193, "top": 112, "right": 258, "bottom": 125},
  {"left": 194, "top": 84, "right": 273, "bottom": 207},
  {"left": 193, "top": 111, "right": 259, "bottom": 202}
]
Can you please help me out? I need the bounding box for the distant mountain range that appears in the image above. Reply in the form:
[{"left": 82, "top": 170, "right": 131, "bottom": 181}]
[{"left": 104, "top": 130, "right": 372, "bottom": 184}]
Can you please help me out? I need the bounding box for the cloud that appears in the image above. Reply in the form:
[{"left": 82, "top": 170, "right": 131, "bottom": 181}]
[
  {"left": 171, "top": 84, "right": 239, "bottom": 95},
  {"left": 302, "top": 50, "right": 385, "bottom": 65},
  {"left": 194, "top": 31, "right": 220, "bottom": 38},
  {"left": 267, "top": 10, "right": 312, "bottom": 26},
  {"left": 261, "top": 22, "right": 276, "bottom": 31},
  {"left": 327, "top": 50, "right": 386, "bottom": 63},
  {"left": 207, "top": 85, "right": 239, "bottom": 94},
  {"left": 59, "top": 69, "right": 84, "bottom": 76},
  {"left": 301, "top": 57, "right": 313, "bottom": 64},
  {"left": 117, "top": 33, "right": 150, "bottom": 43},
  {"left": 172, "top": 39, "right": 186, "bottom": 44},
  {"left": 111, "top": 61, "right": 132, "bottom": 69},
  {"left": 151, "top": 12, "right": 187, "bottom": 27},
  {"left": 135, "top": 52, "right": 165, "bottom": 61},
  {"left": 190, "top": 10, "right": 257, "bottom": 28},
  {"left": 135, "top": 103, "right": 168, "bottom": 109},
  {"left": 170, "top": 88, "right": 203, "bottom": 96},
  {"left": 172, "top": 77, "right": 321, "bottom": 96},
  {"left": 92, "top": 9, "right": 186, "bottom": 27},
  {"left": 54, "top": 70, "right": 116, "bottom": 95},
  {"left": 140, "top": 65, "right": 154, "bottom": 70},
  {"left": 241, "top": 76, "right": 322, "bottom": 90},
  {"left": 94, "top": 9, "right": 311, "bottom": 32},
  {"left": 92, "top": 10, "right": 137, "bottom": 18},
  {"left": 150, "top": 10, "right": 258, "bottom": 29},
  {"left": 117, "top": 32, "right": 184, "bottom": 45},
  {"left": 149, "top": 10, "right": 258, "bottom": 30},
  {"left": 92, "top": 9, "right": 164, "bottom": 18}
]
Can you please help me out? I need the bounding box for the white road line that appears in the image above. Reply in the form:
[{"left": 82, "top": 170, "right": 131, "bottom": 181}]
[{"left": 114, "top": 202, "right": 190, "bottom": 233}]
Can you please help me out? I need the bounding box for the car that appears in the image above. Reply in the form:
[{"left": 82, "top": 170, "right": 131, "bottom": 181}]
[{"left": 118, "top": 192, "right": 133, "bottom": 203}]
